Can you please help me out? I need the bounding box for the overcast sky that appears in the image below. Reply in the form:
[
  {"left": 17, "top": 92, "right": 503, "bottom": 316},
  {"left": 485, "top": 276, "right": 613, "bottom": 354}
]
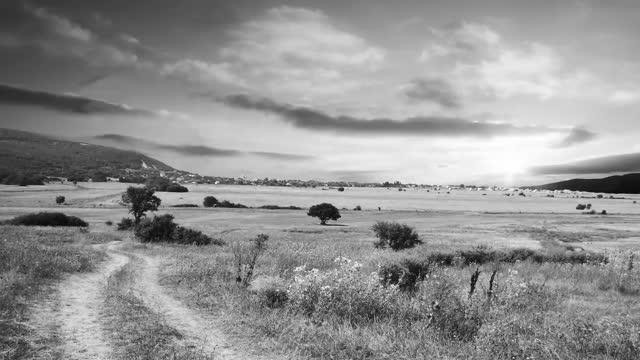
[{"left": 1, "top": 0, "right": 639, "bottom": 185}]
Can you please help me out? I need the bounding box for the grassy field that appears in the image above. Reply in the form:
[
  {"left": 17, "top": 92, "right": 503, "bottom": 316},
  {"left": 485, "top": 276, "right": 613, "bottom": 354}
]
[{"left": 1, "top": 183, "right": 639, "bottom": 359}]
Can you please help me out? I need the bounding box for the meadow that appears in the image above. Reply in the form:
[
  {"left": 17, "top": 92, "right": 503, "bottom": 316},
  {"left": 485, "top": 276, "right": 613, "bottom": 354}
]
[{"left": 1, "top": 182, "right": 639, "bottom": 359}]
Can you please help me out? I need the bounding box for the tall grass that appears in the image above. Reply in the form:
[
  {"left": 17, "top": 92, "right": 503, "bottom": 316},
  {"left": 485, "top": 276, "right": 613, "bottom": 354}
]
[
  {"left": 0, "top": 226, "right": 105, "bottom": 359},
  {"left": 153, "top": 233, "right": 640, "bottom": 359}
]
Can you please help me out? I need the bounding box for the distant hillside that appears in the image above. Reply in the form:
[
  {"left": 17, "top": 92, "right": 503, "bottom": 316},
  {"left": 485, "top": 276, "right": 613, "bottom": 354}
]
[
  {"left": 0, "top": 128, "right": 176, "bottom": 183},
  {"left": 527, "top": 173, "right": 640, "bottom": 194}
]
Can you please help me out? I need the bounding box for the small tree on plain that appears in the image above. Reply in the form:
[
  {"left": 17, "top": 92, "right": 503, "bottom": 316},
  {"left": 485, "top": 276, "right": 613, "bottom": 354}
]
[
  {"left": 121, "top": 186, "right": 161, "bottom": 224},
  {"left": 203, "top": 196, "right": 218, "bottom": 208},
  {"left": 55, "top": 195, "right": 65, "bottom": 204},
  {"left": 307, "top": 203, "right": 341, "bottom": 225},
  {"left": 372, "top": 221, "right": 422, "bottom": 251}
]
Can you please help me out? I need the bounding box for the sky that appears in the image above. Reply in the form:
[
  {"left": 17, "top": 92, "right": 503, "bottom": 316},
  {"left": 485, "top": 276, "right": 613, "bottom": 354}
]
[{"left": 1, "top": 0, "right": 640, "bottom": 185}]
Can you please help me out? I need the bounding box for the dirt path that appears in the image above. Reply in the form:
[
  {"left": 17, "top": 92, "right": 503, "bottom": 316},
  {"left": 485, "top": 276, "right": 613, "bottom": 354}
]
[
  {"left": 132, "top": 252, "right": 277, "bottom": 360},
  {"left": 29, "top": 242, "right": 129, "bottom": 359}
]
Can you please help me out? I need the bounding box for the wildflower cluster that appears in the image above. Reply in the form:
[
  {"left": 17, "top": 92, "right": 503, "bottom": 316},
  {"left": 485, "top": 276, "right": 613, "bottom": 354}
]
[{"left": 287, "top": 257, "right": 402, "bottom": 324}]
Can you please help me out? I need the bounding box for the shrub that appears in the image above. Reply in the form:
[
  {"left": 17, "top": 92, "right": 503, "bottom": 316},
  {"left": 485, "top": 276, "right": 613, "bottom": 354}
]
[
  {"left": 5, "top": 212, "right": 88, "bottom": 227},
  {"left": 166, "top": 183, "right": 188, "bottom": 192},
  {"left": 216, "top": 200, "right": 248, "bottom": 208},
  {"left": 170, "top": 204, "right": 199, "bottom": 208},
  {"left": 354, "top": 205, "right": 362, "bottom": 211},
  {"left": 372, "top": 221, "right": 422, "bottom": 251},
  {"left": 258, "top": 205, "right": 303, "bottom": 210},
  {"left": 121, "top": 186, "right": 161, "bottom": 224},
  {"left": 203, "top": 196, "right": 218, "bottom": 207},
  {"left": 55, "top": 195, "right": 65, "bottom": 204},
  {"left": 173, "top": 226, "right": 222, "bottom": 245},
  {"left": 105, "top": 220, "right": 113, "bottom": 226},
  {"left": 233, "top": 234, "right": 269, "bottom": 286},
  {"left": 134, "top": 214, "right": 177, "bottom": 243},
  {"left": 378, "top": 257, "right": 431, "bottom": 291},
  {"left": 576, "top": 204, "right": 587, "bottom": 210},
  {"left": 337, "top": 187, "right": 345, "bottom": 192},
  {"left": 117, "top": 217, "right": 134, "bottom": 230},
  {"left": 307, "top": 203, "right": 341, "bottom": 225}
]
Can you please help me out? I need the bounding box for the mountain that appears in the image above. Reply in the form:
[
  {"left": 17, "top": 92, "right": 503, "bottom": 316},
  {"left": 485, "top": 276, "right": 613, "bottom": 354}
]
[
  {"left": 0, "top": 128, "right": 176, "bottom": 183},
  {"left": 527, "top": 173, "right": 640, "bottom": 194}
]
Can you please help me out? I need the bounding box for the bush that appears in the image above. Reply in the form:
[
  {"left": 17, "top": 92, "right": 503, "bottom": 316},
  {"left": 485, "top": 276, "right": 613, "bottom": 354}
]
[
  {"left": 372, "top": 221, "right": 422, "bottom": 251},
  {"left": 170, "top": 204, "right": 199, "bottom": 208},
  {"left": 166, "top": 183, "right": 189, "bottom": 192},
  {"left": 203, "top": 196, "right": 218, "bottom": 207},
  {"left": 134, "top": 214, "right": 177, "bottom": 243},
  {"left": 378, "top": 258, "right": 431, "bottom": 291},
  {"left": 258, "top": 205, "right": 303, "bottom": 210},
  {"left": 55, "top": 195, "right": 65, "bottom": 204},
  {"left": 307, "top": 203, "right": 341, "bottom": 225},
  {"left": 105, "top": 220, "right": 113, "bottom": 226},
  {"left": 216, "top": 200, "right": 248, "bottom": 208},
  {"left": 173, "top": 226, "right": 222, "bottom": 245},
  {"left": 133, "top": 214, "right": 221, "bottom": 245},
  {"left": 576, "top": 204, "right": 587, "bottom": 210},
  {"left": 354, "top": 205, "right": 362, "bottom": 211},
  {"left": 117, "top": 217, "right": 134, "bottom": 230},
  {"left": 337, "top": 187, "right": 345, "bottom": 192},
  {"left": 5, "top": 212, "right": 88, "bottom": 227}
]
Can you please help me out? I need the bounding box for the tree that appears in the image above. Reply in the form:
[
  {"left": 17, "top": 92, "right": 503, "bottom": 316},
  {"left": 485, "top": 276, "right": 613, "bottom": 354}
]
[
  {"left": 307, "top": 203, "right": 341, "bottom": 225},
  {"left": 203, "top": 196, "right": 218, "bottom": 207},
  {"left": 372, "top": 221, "right": 422, "bottom": 251},
  {"left": 55, "top": 195, "right": 65, "bottom": 204},
  {"left": 121, "top": 186, "right": 161, "bottom": 224}
]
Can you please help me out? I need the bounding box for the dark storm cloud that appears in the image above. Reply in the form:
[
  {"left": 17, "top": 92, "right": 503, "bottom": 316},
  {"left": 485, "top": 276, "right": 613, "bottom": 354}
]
[
  {"left": 530, "top": 153, "right": 640, "bottom": 175},
  {"left": 0, "top": 83, "right": 153, "bottom": 116},
  {"left": 553, "top": 127, "right": 597, "bottom": 148},
  {"left": 94, "top": 134, "right": 313, "bottom": 160},
  {"left": 403, "top": 78, "right": 462, "bottom": 108},
  {"left": 217, "top": 93, "right": 587, "bottom": 141}
]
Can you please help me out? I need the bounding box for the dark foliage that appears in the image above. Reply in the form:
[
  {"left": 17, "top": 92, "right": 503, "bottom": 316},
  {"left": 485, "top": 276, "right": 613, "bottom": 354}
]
[
  {"left": 170, "top": 204, "right": 199, "bottom": 207},
  {"left": 258, "top": 205, "right": 303, "bottom": 210},
  {"left": 203, "top": 196, "right": 218, "bottom": 207},
  {"left": 372, "top": 221, "right": 423, "bottom": 250},
  {"left": 121, "top": 186, "right": 161, "bottom": 224},
  {"left": 529, "top": 173, "right": 640, "bottom": 194},
  {"left": 307, "top": 203, "right": 341, "bottom": 225},
  {"left": 119, "top": 175, "right": 146, "bottom": 184},
  {"left": 5, "top": 212, "right": 88, "bottom": 227},
  {"left": 133, "top": 214, "right": 221, "bottom": 245},
  {"left": 166, "top": 183, "right": 189, "bottom": 192},
  {"left": 0, "top": 169, "right": 44, "bottom": 185},
  {"left": 216, "top": 200, "right": 249, "bottom": 208},
  {"left": 117, "top": 217, "right": 135, "bottom": 230},
  {"left": 55, "top": 195, "right": 65, "bottom": 204},
  {"left": 378, "top": 257, "right": 431, "bottom": 291}
]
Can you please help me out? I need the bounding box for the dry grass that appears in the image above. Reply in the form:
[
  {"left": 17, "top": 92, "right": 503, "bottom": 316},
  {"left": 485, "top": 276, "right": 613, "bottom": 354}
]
[
  {"left": 0, "top": 226, "right": 106, "bottom": 359},
  {"left": 150, "top": 224, "right": 640, "bottom": 360},
  {"left": 102, "top": 257, "right": 211, "bottom": 360}
]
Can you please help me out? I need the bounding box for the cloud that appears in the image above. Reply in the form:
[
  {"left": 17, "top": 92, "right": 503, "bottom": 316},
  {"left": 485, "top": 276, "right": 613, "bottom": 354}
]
[
  {"left": 94, "top": 134, "right": 313, "bottom": 160},
  {"left": 418, "top": 22, "right": 578, "bottom": 100},
  {"left": 0, "top": 3, "right": 142, "bottom": 68},
  {"left": 162, "top": 6, "right": 385, "bottom": 96},
  {"left": 218, "top": 93, "right": 590, "bottom": 141},
  {"left": 402, "top": 78, "right": 461, "bottom": 108},
  {"left": 553, "top": 127, "right": 597, "bottom": 148},
  {"left": 0, "top": 83, "right": 154, "bottom": 116},
  {"left": 530, "top": 153, "right": 640, "bottom": 175}
]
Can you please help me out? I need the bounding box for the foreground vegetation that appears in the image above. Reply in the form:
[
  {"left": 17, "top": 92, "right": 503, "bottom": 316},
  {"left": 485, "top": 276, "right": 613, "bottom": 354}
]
[
  {"left": 154, "top": 226, "right": 640, "bottom": 359},
  {"left": 0, "top": 226, "right": 105, "bottom": 358}
]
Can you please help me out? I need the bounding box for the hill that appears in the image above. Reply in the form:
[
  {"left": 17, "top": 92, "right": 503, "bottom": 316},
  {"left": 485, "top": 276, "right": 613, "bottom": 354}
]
[
  {"left": 0, "top": 128, "right": 176, "bottom": 184},
  {"left": 527, "top": 173, "right": 640, "bottom": 194}
]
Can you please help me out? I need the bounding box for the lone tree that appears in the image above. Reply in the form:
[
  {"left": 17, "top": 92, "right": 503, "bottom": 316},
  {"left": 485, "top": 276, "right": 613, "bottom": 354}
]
[
  {"left": 203, "top": 196, "right": 218, "bottom": 208},
  {"left": 55, "top": 195, "right": 65, "bottom": 205},
  {"left": 122, "top": 186, "right": 161, "bottom": 224},
  {"left": 307, "top": 203, "right": 341, "bottom": 225}
]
